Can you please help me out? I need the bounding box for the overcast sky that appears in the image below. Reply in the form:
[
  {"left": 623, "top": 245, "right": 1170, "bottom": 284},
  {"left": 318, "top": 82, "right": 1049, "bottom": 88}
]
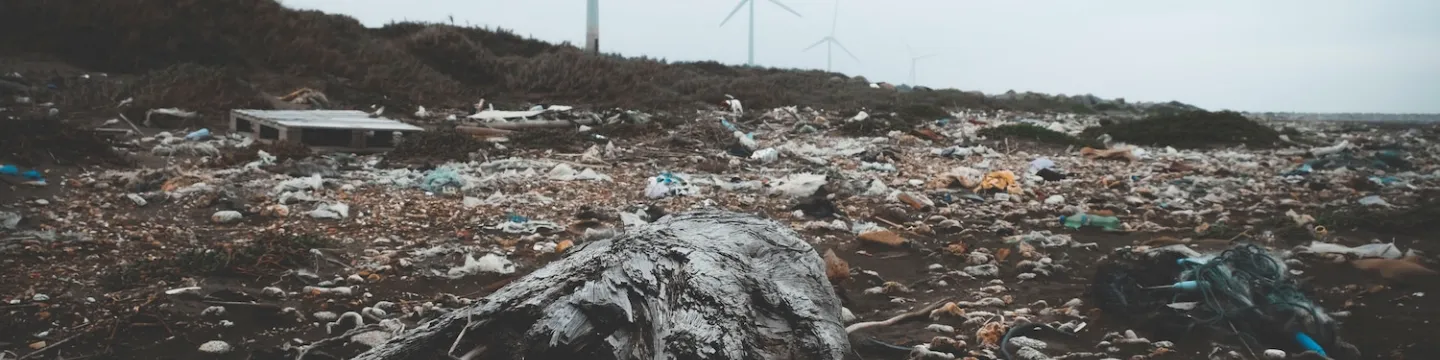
[{"left": 282, "top": 0, "right": 1440, "bottom": 113}]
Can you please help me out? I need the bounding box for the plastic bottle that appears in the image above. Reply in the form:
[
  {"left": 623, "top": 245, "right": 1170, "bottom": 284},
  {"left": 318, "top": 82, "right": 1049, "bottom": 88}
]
[{"left": 1059, "top": 212, "right": 1122, "bottom": 231}]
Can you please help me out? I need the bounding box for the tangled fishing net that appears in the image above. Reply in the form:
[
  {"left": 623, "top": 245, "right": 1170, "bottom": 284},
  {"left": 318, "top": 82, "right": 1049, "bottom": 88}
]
[{"left": 1091, "top": 244, "right": 1359, "bottom": 359}]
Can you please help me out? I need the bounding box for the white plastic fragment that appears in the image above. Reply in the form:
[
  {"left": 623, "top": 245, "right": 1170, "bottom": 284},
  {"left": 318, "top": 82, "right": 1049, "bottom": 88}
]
[
  {"left": 126, "top": 193, "right": 148, "bottom": 206},
  {"left": 447, "top": 253, "right": 517, "bottom": 278},
  {"left": 1299, "top": 241, "right": 1403, "bottom": 259},
  {"left": 211, "top": 211, "right": 243, "bottom": 224},
  {"left": 308, "top": 203, "right": 350, "bottom": 220},
  {"left": 750, "top": 148, "right": 778, "bottom": 163},
  {"left": 198, "top": 340, "right": 233, "bottom": 354}
]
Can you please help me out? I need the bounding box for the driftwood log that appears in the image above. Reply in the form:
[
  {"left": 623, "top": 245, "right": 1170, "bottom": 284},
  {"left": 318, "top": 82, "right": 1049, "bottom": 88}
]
[{"left": 354, "top": 211, "right": 849, "bottom": 360}]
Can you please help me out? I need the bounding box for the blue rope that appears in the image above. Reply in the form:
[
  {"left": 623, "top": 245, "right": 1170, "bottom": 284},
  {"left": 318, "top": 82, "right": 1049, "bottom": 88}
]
[{"left": 1170, "top": 244, "right": 1331, "bottom": 354}]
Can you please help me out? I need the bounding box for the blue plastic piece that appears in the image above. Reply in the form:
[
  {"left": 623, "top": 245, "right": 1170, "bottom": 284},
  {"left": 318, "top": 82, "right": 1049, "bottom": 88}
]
[
  {"left": 720, "top": 118, "right": 739, "bottom": 132},
  {"left": 184, "top": 128, "right": 211, "bottom": 141},
  {"left": 21, "top": 170, "right": 43, "bottom": 181},
  {"left": 506, "top": 213, "right": 529, "bottom": 223},
  {"left": 1295, "top": 332, "right": 1326, "bottom": 356},
  {"left": 1177, "top": 257, "right": 1208, "bottom": 266},
  {"left": 0, "top": 164, "right": 17, "bottom": 176},
  {"left": 1171, "top": 280, "right": 1200, "bottom": 291}
]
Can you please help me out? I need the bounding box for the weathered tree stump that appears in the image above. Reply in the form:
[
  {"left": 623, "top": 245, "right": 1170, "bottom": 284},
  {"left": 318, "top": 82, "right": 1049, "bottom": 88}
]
[{"left": 354, "top": 211, "right": 849, "bottom": 360}]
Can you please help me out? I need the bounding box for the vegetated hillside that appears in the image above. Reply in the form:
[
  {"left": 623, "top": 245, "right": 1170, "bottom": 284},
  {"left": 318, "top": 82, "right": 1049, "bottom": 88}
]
[
  {"left": 0, "top": 0, "right": 1170, "bottom": 119},
  {"left": 1083, "top": 110, "right": 1282, "bottom": 149}
]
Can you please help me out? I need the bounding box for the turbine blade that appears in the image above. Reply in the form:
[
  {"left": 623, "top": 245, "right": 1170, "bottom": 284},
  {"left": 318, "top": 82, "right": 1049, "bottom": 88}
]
[
  {"left": 768, "top": 0, "right": 803, "bottom": 17},
  {"left": 830, "top": 0, "right": 839, "bottom": 34},
  {"left": 833, "top": 40, "right": 860, "bottom": 63},
  {"left": 720, "top": 0, "right": 750, "bottom": 26},
  {"left": 803, "top": 38, "right": 828, "bottom": 51}
]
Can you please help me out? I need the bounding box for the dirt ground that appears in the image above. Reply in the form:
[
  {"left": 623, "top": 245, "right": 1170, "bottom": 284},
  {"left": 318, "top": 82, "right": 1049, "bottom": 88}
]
[{"left": 2, "top": 112, "right": 1439, "bottom": 360}]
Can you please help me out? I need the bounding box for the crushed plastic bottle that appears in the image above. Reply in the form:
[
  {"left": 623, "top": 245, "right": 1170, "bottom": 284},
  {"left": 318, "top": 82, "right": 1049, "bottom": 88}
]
[
  {"left": 184, "top": 128, "right": 212, "bottom": 141},
  {"left": 1059, "top": 212, "right": 1122, "bottom": 231}
]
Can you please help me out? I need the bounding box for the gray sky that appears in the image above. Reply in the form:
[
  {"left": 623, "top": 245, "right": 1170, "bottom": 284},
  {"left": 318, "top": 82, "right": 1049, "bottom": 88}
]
[{"left": 282, "top": 0, "right": 1440, "bottom": 113}]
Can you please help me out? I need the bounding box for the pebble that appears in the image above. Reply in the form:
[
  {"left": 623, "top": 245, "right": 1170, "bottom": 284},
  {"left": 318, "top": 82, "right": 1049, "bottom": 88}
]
[
  {"left": 126, "top": 194, "right": 148, "bottom": 206},
  {"left": 1262, "top": 349, "right": 1286, "bottom": 359},
  {"left": 32, "top": 294, "right": 50, "bottom": 302},
  {"left": 937, "top": 219, "right": 961, "bottom": 229},
  {"left": 201, "top": 306, "right": 226, "bottom": 317},
  {"left": 198, "top": 340, "right": 233, "bottom": 354},
  {"left": 361, "top": 307, "right": 388, "bottom": 319},
  {"left": 211, "top": 210, "right": 243, "bottom": 224},
  {"left": 925, "top": 324, "right": 956, "bottom": 333},
  {"left": 1014, "top": 346, "right": 1050, "bottom": 360},
  {"left": 313, "top": 311, "right": 339, "bottom": 322},
  {"left": 963, "top": 264, "right": 1000, "bottom": 277},
  {"left": 966, "top": 252, "right": 991, "bottom": 265},
  {"left": 34, "top": 199, "right": 49, "bottom": 205},
  {"left": 303, "top": 286, "right": 354, "bottom": 297},
  {"left": 262, "top": 286, "right": 286, "bottom": 298},
  {"left": 350, "top": 330, "right": 393, "bottom": 347},
  {"left": 1009, "top": 336, "right": 1048, "bottom": 349}
]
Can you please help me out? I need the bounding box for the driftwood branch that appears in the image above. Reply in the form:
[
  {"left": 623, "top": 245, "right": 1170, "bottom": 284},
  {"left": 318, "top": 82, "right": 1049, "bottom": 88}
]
[
  {"left": 473, "top": 118, "right": 600, "bottom": 130},
  {"left": 353, "top": 211, "right": 849, "bottom": 360},
  {"left": 844, "top": 299, "right": 952, "bottom": 334}
]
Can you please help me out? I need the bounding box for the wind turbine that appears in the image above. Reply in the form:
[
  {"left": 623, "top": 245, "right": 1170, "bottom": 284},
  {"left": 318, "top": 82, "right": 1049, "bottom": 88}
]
[
  {"left": 720, "top": 0, "right": 803, "bottom": 66},
  {"left": 803, "top": 0, "right": 859, "bottom": 72},
  {"left": 585, "top": 0, "right": 599, "bottom": 54},
  {"left": 907, "top": 44, "right": 939, "bottom": 85}
]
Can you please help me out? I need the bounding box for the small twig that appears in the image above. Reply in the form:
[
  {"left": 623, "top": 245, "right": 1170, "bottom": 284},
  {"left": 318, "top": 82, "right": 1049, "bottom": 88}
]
[
  {"left": 447, "top": 315, "right": 475, "bottom": 358},
  {"left": 1228, "top": 229, "right": 1251, "bottom": 242},
  {"left": 295, "top": 323, "right": 385, "bottom": 360},
  {"left": 201, "top": 300, "right": 283, "bottom": 312},
  {"left": 117, "top": 113, "right": 144, "bottom": 135},
  {"left": 1229, "top": 321, "right": 1259, "bottom": 360},
  {"left": 871, "top": 217, "right": 903, "bottom": 229},
  {"left": 18, "top": 324, "right": 95, "bottom": 360},
  {"left": 460, "top": 276, "right": 518, "bottom": 298},
  {"left": 456, "top": 345, "right": 486, "bottom": 360},
  {"left": 845, "top": 298, "right": 952, "bottom": 334}
]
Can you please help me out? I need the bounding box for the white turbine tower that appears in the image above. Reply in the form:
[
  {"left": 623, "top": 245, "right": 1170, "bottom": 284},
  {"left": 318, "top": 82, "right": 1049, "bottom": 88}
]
[
  {"left": 720, "top": 0, "right": 803, "bottom": 66},
  {"left": 585, "top": 0, "right": 599, "bottom": 54},
  {"left": 803, "top": 0, "right": 859, "bottom": 72},
  {"left": 907, "top": 44, "right": 939, "bottom": 85}
]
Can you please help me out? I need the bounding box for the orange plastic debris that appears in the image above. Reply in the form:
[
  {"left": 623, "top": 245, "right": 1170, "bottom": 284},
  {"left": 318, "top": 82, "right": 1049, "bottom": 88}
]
[{"left": 858, "top": 229, "right": 907, "bottom": 247}]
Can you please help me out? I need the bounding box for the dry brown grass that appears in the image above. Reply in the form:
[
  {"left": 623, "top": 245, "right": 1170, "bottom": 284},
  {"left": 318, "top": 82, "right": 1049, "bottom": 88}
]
[{"left": 0, "top": 0, "right": 1105, "bottom": 119}]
